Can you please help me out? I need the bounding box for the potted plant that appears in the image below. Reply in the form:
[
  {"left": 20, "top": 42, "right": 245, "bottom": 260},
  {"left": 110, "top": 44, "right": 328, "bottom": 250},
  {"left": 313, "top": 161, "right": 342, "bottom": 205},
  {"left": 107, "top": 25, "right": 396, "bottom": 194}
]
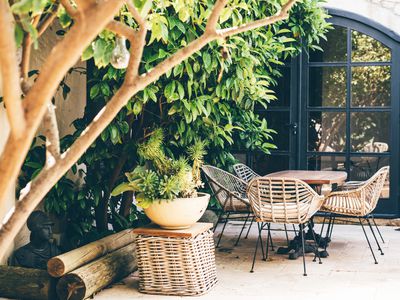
[{"left": 111, "top": 129, "right": 209, "bottom": 229}]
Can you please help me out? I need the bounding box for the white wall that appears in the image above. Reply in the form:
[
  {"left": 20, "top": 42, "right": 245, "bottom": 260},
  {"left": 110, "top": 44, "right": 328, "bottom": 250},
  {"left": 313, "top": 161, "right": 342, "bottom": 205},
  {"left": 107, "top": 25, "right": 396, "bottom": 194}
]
[
  {"left": 0, "top": 22, "right": 86, "bottom": 262},
  {"left": 325, "top": 0, "right": 400, "bottom": 37}
]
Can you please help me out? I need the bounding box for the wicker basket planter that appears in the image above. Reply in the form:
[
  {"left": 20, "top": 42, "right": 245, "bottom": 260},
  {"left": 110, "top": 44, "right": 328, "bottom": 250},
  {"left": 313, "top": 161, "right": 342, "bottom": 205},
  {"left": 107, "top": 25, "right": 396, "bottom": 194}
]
[{"left": 134, "top": 223, "right": 217, "bottom": 296}]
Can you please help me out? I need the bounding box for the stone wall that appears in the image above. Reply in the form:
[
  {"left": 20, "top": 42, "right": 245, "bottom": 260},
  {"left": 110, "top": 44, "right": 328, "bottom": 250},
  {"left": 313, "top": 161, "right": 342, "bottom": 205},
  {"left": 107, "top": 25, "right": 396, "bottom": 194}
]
[{"left": 325, "top": 0, "right": 400, "bottom": 38}]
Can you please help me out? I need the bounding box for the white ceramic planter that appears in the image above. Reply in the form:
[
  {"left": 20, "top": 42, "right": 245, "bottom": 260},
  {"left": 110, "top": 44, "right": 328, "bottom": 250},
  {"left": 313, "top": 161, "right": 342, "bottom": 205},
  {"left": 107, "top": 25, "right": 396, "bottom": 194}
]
[{"left": 144, "top": 192, "right": 210, "bottom": 229}]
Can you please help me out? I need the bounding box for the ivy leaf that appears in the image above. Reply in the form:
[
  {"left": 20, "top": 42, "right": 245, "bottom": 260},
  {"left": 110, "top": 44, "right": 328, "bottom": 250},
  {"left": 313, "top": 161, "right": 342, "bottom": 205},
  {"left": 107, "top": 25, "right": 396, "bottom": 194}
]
[
  {"left": 177, "top": 82, "right": 184, "bottom": 100},
  {"left": 219, "top": 8, "right": 232, "bottom": 24},
  {"left": 82, "top": 45, "right": 94, "bottom": 61},
  {"left": 58, "top": 6, "right": 72, "bottom": 28},
  {"left": 164, "top": 81, "right": 176, "bottom": 101},
  {"left": 90, "top": 84, "right": 100, "bottom": 99},
  {"left": 14, "top": 24, "right": 24, "bottom": 48},
  {"left": 202, "top": 52, "right": 211, "bottom": 72},
  {"left": 133, "top": 101, "right": 142, "bottom": 115},
  {"left": 110, "top": 125, "right": 119, "bottom": 144}
]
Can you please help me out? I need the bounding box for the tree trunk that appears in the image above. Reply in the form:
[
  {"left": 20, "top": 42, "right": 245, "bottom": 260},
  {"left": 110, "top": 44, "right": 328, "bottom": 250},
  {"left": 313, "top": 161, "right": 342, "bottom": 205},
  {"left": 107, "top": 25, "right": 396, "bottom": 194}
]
[
  {"left": 95, "top": 114, "right": 136, "bottom": 232},
  {"left": 47, "top": 228, "right": 136, "bottom": 277},
  {"left": 56, "top": 243, "right": 137, "bottom": 300},
  {"left": 0, "top": 266, "right": 57, "bottom": 300},
  {"left": 119, "top": 191, "right": 134, "bottom": 218}
]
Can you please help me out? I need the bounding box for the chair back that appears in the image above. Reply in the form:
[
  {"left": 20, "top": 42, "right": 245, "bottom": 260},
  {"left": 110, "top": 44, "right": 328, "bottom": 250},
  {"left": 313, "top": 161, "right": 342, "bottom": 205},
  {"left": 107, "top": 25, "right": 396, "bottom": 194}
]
[
  {"left": 201, "top": 165, "right": 248, "bottom": 211},
  {"left": 233, "top": 163, "right": 260, "bottom": 183},
  {"left": 247, "top": 177, "right": 322, "bottom": 224},
  {"left": 360, "top": 166, "right": 389, "bottom": 213}
]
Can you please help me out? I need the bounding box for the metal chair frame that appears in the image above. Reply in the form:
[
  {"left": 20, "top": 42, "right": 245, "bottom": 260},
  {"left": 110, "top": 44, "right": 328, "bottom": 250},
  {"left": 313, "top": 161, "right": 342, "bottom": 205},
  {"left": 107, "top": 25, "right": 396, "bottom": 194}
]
[
  {"left": 202, "top": 165, "right": 255, "bottom": 248},
  {"left": 247, "top": 177, "right": 325, "bottom": 276},
  {"left": 320, "top": 166, "right": 389, "bottom": 264}
]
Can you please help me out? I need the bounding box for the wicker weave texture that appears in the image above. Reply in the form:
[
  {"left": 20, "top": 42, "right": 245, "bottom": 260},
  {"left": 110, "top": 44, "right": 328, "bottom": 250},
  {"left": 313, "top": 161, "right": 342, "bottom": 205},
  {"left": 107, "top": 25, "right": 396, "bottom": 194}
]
[
  {"left": 247, "top": 177, "right": 325, "bottom": 224},
  {"left": 233, "top": 163, "right": 260, "bottom": 183},
  {"left": 202, "top": 165, "right": 249, "bottom": 212},
  {"left": 136, "top": 230, "right": 217, "bottom": 296},
  {"left": 321, "top": 166, "right": 389, "bottom": 216}
]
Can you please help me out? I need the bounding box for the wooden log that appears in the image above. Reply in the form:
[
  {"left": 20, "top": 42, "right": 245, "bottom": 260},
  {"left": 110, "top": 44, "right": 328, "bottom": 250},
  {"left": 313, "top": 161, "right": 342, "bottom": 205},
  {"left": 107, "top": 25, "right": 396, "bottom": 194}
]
[
  {"left": 48, "top": 228, "right": 136, "bottom": 277},
  {"left": 0, "top": 266, "right": 57, "bottom": 300},
  {"left": 56, "top": 243, "right": 137, "bottom": 300}
]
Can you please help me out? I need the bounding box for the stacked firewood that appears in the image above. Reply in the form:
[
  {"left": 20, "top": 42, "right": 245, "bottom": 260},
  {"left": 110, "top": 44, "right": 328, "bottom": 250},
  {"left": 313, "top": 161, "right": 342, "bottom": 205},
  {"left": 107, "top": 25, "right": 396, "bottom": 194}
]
[{"left": 0, "top": 229, "right": 137, "bottom": 300}]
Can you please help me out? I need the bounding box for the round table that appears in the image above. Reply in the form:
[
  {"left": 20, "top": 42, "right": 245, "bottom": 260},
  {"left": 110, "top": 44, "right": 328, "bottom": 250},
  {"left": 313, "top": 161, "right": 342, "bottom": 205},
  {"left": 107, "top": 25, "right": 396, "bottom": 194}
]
[{"left": 265, "top": 170, "right": 348, "bottom": 259}]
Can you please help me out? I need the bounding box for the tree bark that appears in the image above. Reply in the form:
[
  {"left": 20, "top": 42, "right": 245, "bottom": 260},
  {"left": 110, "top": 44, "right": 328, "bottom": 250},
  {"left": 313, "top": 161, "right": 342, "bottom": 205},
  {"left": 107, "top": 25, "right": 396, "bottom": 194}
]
[
  {"left": 56, "top": 243, "right": 137, "bottom": 300},
  {"left": 47, "top": 228, "right": 136, "bottom": 277},
  {"left": 0, "top": 1, "right": 26, "bottom": 138},
  {"left": 119, "top": 191, "right": 134, "bottom": 219},
  {"left": 0, "top": 0, "right": 298, "bottom": 263},
  {"left": 95, "top": 114, "right": 135, "bottom": 231},
  {"left": 0, "top": 266, "right": 57, "bottom": 300}
]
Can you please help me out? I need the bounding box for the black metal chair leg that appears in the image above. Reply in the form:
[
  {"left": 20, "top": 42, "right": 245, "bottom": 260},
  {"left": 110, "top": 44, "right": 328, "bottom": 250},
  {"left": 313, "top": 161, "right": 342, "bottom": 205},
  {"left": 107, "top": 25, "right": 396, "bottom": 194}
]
[
  {"left": 250, "top": 222, "right": 262, "bottom": 273},
  {"left": 292, "top": 224, "right": 297, "bottom": 235},
  {"left": 310, "top": 226, "right": 323, "bottom": 264},
  {"left": 265, "top": 223, "right": 271, "bottom": 261},
  {"left": 359, "top": 218, "right": 378, "bottom": 264},
  {"left": 329, "top": 216, "right": 336, "bottom": 239},
  {"left": 213, "top": 211, "right": 223, "bottom": 233},
  {"left": 234, "top": 213, "right": 250, "bottom": 246},
  {"left": 318, "top": 215, "right": 327, "bottom": 241},
  {"left": 260, "top": 223, "right": 266, "bottom": 261},
  {"left": 366, "top": 217, "right": 384, "bottom": 255},
  {"left": 269, "top": 224, "right": 275, "bottom": 251},
  {"left": 324, "top": 215, "right": 334, "bottom": 251},
  {"left": 284, "top": 224, "right": 290, "bottom": 247},
  {"left": 216, "top": 212, "right": 230, "bottom": 248},
  {"left": 245, "top": 217, "right": 254, "bottom": 239},
  {"left": 371, "top": 215, "right": 385, "bottom": 244},
  {"left": 300, "top": 224, "right": 307, "bottom": 276}
]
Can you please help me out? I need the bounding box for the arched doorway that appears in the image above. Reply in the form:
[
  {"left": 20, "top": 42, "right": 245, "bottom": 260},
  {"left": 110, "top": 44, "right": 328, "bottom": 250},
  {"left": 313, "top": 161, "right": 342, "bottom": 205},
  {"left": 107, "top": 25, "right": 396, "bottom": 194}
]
[{"left": 252, "top": 12, "right": 400, "bottom": 217}]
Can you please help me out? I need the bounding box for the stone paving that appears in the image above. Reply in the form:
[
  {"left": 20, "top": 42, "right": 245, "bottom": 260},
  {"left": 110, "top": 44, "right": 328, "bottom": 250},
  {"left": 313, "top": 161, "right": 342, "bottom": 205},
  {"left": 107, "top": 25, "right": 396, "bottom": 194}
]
[{"left": 95, "top": 221, "right": 400, "bottom": 300}]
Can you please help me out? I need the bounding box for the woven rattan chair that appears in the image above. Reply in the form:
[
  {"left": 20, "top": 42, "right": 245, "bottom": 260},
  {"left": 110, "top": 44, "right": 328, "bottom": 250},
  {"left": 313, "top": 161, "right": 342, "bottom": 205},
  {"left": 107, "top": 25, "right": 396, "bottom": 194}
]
[
  {"left": 201, "top": 165, "right": 253, "bottom": 248},
  {"left": 233, "top": 163, "right": 293, "bottom": 247},
  {"left": 321, "top": 166, "right": 389, "bottom": 264},
  {"left": 233, "top": 163, "right": 260, "bottom": 183},
  {"left": 232, "top": 164, "right": 261, "bottom": 240},
  {"left": 247, "top": 177, "right": 325, "bottom": 276}
]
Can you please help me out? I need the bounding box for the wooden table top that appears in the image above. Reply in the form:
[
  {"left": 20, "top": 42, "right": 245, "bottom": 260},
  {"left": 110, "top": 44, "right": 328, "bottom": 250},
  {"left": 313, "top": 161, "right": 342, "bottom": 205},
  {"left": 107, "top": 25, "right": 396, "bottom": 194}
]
[
  {"left": 265, "top": 170, "right": 348, "bottom": 185},
  {"left": 133, "top": 222, "right": 213, "bottom": 238}
]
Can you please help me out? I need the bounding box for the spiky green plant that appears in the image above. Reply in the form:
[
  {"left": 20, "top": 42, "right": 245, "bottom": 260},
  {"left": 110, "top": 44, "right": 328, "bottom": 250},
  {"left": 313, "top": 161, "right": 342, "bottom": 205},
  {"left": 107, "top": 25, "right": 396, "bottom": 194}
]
[{"left": 112, "top": 129, "right": 206, "bottom": 208}]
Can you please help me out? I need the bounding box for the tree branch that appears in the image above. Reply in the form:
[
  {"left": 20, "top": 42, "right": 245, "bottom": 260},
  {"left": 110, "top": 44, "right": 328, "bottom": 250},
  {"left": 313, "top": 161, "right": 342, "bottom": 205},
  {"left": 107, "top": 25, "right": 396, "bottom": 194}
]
[
  {"left": 0, "top": 1, "right": 26, "bottom": 138},
  {"left": 123, "top": 1, "right": 147, "bottom": 81},
  {"left": 37, "top": 3, "right": 60, "bottom": 36},
  {"left": 60, "top": 0, "right": 77, "bottom": 17},
  {"left": 75, "top": 0, "right": 95, "bottom": 12},
  {"left": 0, "top": 0, "right": 300, "bottom": 262},
  {"left": 217, "top": 0, "right": 298, "bottom": 38},
  {"left": 124, "top": 0, "right": 145, "bottom": 27},
  {"left": 43, "top": 103, "right": 60, "bottom": 164},
  {"left": 21, "top": 15, "right": 40, "bottom": 84},
  {"left": 0, "top": 1, "right": 125, "bottom": 256},
  {"left": 205, "top": 0, "right": 228, "bottom": 33}
]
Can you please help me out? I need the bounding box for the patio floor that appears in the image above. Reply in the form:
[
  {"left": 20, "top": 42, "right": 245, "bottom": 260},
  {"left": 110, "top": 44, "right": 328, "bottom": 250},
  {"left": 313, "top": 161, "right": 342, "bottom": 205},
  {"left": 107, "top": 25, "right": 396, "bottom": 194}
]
[{"left": 95, "top": 222, "right": 400, "bottom": 300}]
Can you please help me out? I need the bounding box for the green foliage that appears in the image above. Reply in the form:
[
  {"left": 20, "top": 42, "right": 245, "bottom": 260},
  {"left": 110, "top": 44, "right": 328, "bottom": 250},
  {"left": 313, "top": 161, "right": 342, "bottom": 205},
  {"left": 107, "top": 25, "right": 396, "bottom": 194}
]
[
  {"left": 112, "top": 130, "right": 206, "bottom": 208},
  {"left": 16, "top": 0, "right": 331, "bottom": 238}
]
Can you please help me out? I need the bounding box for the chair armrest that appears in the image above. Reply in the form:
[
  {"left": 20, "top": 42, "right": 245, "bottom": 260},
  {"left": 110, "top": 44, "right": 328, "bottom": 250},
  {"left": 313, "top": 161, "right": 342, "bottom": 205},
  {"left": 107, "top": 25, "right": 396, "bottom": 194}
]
[{"left": 340, "top": 181, "right": 365, "bottom": 190}]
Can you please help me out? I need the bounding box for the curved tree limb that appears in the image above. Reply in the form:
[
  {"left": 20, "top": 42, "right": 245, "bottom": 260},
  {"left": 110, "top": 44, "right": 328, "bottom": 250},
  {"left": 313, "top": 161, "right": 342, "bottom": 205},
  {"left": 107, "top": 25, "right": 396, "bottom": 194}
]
[
  {"left": 0, "top": 1, "right": 26, "bottom": 138},
  {"left": 21, "top": 3, "right": 60, "bottom": 94},
  {"left": 0, "top": 0, "right": 299, "bottom": 262},
  {"left": 43, "top": 103, "right": 60, "bottom": 165},
  {"left": 217, "top": 0, "right": 297, "bottom": 37},
  {"left": 60, "top": 0, "right": 77, "bottom": 17},
  {"left": 0, "top": 1, "right": 125, "bottom": 257}
]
